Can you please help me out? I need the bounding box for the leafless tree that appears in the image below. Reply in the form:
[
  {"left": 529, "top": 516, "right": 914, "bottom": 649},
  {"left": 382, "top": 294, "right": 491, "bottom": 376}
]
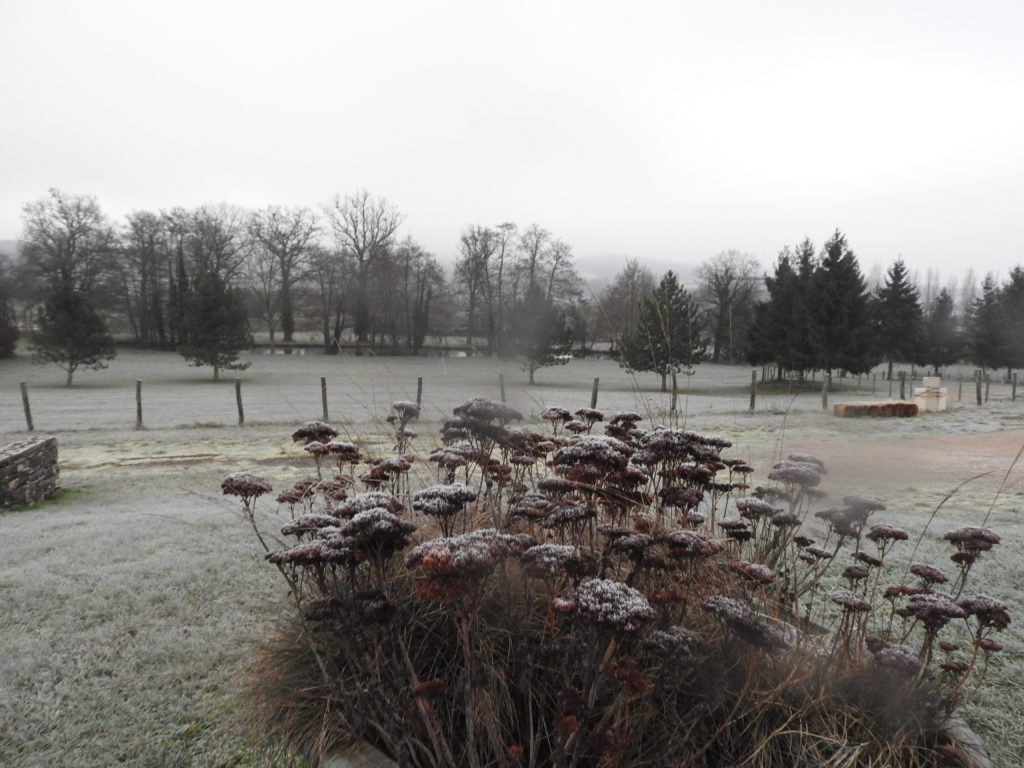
[
  {"left": 395, "top": 237, "right": 446, "bottom": 353},
  {"left": 308, "top": 245, "right": 352, "bottom": 353},
  {"left": 455, "top": 226, "right": 497, "bottom": 346},
  {"left": 518, "top": 223, "right": 551, "bottom": 296},
  {"left": 544, "top": 238, "right": 583, "bottom": 302},
  {"left": 597, "top": 259, "right": 656, "bottom": 351},
  {"left": 22, "top": 188, "right": 115, "bottom": 295},
  {"left": 120, "top": 210, "right": 167, "bottom": 347},
  {"left": 323, "top": 190, "right": 403, "bottom": 342},
  {"left": 244, "top": 239, "right": 282, "bottom": 349},
  {"left": 696, "top": 250, "right": 762, "bottom": 364},
  {"left": 248, "top": 206, "right": 319, "bottom": 342}
]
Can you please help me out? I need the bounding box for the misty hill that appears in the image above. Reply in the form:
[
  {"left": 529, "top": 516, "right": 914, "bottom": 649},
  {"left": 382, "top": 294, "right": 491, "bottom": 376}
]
[
  {"left": 574, "top": 252, "right": 700, "bottom": 294},
  {"left": 0, "top": 240, "right": 21, "bottom": 257}
]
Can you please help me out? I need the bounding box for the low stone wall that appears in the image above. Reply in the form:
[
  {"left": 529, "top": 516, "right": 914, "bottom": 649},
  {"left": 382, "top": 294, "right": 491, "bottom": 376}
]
[{"left": 0, "top": 436, "right": 60, "bottom": 509}]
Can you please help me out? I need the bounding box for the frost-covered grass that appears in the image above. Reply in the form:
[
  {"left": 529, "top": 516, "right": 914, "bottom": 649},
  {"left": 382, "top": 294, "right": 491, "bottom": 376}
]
[{"left": 1, "top": 351, "right": 1022, "bottom": 765}]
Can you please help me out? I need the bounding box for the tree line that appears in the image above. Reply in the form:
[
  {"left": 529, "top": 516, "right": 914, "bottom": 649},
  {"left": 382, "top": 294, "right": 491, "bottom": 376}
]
[
  {"left": 1, "top": 189, "right": 1021, "bottom": 388},
  {"left": 749, "top": 229, "right": 1024, "bottom": 384}
]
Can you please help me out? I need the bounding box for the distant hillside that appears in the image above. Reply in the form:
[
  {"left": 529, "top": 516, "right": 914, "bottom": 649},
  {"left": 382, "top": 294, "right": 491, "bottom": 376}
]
[
  {"left": 575, "top": 252, "right": 700, "bottom": 294},
  {"left": 0, "top": 239, "right": 21, "bottom": 257}
]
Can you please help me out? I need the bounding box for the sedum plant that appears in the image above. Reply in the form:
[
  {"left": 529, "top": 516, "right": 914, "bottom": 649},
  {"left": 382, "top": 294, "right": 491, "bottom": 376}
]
[{"left": 224, "top": 399, "right": 1007, "bottom": 768}]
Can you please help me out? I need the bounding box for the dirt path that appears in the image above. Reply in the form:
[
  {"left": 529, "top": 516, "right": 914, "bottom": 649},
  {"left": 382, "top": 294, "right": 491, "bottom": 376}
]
[{"left": 794, "top": 427, "right": 1024, "bottom": 495}]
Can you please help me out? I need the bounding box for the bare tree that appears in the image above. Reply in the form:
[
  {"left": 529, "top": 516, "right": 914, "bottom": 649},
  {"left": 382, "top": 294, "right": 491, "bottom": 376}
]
[
  {"left": 493, "top": 222, "right": 517, "bottom": 349},
  {"left": 245, "top": 240, "right": 282, "bottom": 349},
  {"left": 518, "top": 223, "right": 551, "bottom": 295},
  {"left": 696, "top": 250, "right": 762, "bottom": 364},
  {"left": 308, "top": 245, "right": 352, "bottom": 353},
  {"left": 323, "top": 190, "right": 403, "bottom": 342},
  {"left": 455, "top": 226, "right": 497, "bottom": 347},
  {"left": 395, "top": 237, "right": 446, "bottom": 353},
  {"left": 248, "top": 206, "right": 319, "bottom": 342},
  {"left": 120, "top": 210, "right": 168, "bottom": 347},
  {"left": 22, "top": 188, "right": 115, "bottom": 295},
  {"left": 597, "top": 259, "right": 656, "bottom": 351},
  {"left": 544, "top": 239, "right": 583, "bottom": 302}
]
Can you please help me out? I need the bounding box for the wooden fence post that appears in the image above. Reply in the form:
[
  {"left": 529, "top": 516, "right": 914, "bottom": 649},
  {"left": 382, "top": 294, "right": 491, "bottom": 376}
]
[
  {"left": 975, "top": 370, "right": 982, "bottom": 406},
  {"left": 320, "top": 377, "right": 328, "bottom": 421},
  {"left": 499, "top": 374, "right": 506, "bottom": 403},
  {"left": 888, "top": 376, "right": 893, "bottom": 398},
  {"left": 899, "top": 371, "right": 906, "bottom": 401},
  {"left": 1013, "top": 372, "right": 1018, "bottom": 402},
  {"left": 136, "top": 380, "right": 143, "bottom": 428},
  {"left": 749, "top": 369, "right": 756, "bottom": 411},
  {"left": 985, "top": 373, "right": 990, "bottom": 403},
  {"left": 235, "top": 378, "right": 244, "bottom": 424},
  {"left": 20, "top": 382, "right": 33, "bottom": 431},
  {"left": 958, "top": 373, "right": 963, "bottom": 402},
  {"left": 590, "top": 378, "right": 600, "bottom": 409},
  {"left": 821, "top": 372, "right": 830, "bottom": 410},
  {"left": 416, "top": 376, "right": 423, "bottom": 407},
  {"left": 872, "top": 373, "right": 876, "bottom": 393},
  {"left": 670, "top": 372, "right": 678, "bottom": 413}
]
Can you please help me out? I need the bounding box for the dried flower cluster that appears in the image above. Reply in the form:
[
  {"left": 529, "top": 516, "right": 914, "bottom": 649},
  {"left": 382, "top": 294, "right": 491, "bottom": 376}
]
[{"left": 228, "top": 399, "right": 1012, "bottom": 768}]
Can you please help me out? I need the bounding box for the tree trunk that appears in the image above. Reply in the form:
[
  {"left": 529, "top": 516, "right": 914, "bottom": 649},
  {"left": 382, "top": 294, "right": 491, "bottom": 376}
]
[
  {"left": 887, "top": 359, "right": 894, "bottom": 381},
  {"left": 529, "top": 365, "right": 535, "bottom": 385},
  {"left": 66, "top": 368, "right": 74, "bottom": 387},
  {"left": 660, "top": 371, "right": 667, "bottom": 392},
  {"left": 214, "top": 364, "right": 220, "bottom": 381}
]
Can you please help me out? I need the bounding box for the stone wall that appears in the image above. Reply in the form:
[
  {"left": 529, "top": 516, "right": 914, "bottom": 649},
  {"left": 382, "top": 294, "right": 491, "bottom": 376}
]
[{"left": 0, "top": 436, "right": 59, "bottom": 509}]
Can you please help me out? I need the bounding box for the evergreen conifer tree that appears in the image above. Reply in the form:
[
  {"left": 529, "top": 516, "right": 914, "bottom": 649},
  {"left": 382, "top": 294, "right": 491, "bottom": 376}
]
[
  {"left": 968, "top": 275, "right": 1007, "bottom": 373},
  {"left": 619, "top": 270, "right": 706, "bottom": 391},
  {"left": 922, "top": 288, "right": 962, "bottom": 374},
  {"left": 999, "top": 266, "right": 1024, "bottom": 378},
  {"left": 809, "top": 230, "right": 876, "bottom": 375},
  {"left": 177, "top": 269, "right": 252, "bottom": 380},
  {"left": 875, "top": 258, "right": 924, "bottom": 379},
  {"left": 507, "top": 285, "right": 574, "bottom": 384},
  {"left": 30, "top": 288, "right": 116, "bottom": 385}
]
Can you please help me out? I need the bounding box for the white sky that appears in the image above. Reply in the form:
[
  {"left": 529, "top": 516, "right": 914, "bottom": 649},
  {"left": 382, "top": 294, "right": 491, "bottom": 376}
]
[{"left": 1, "top": 0, "right": 1022, "bottom": 281}]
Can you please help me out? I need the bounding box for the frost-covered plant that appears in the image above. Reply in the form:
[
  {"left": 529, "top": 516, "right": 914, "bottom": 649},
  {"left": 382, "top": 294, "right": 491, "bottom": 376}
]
[{"left": 230, "top": 406, "right": 1011, "bottom": 768}]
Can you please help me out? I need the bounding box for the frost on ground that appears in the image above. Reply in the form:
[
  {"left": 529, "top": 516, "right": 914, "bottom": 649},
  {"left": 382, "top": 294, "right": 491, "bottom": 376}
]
[{"left": 0, "top": 352, "right": 1023, "bottom": 765}]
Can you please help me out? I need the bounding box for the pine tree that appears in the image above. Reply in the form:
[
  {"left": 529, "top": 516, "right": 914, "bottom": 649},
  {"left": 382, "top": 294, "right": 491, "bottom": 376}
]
[
  {"left": 875, "top": 258, "right": 924, "bottom": 379},
  {"left": 619, "top": 271, "right": 706, "bottom": 391},
  {"left": 507, "top": 285, "right": 574, "bottom": 384},
  {"left": 177, "top": 270, "right": 252, "bottom": 380},
  {"left": 922, "top": 288, "right": 963, "bottom": 374},
  {"left": 967, "top": 275, "right": 1007, "bottom": 372},
  {"left": 999, "top": 266, "right": 1024, "bottom": 378},
  {"left": 0, "top": 254, "right": 18, "bottom": 358},
  {"left": 30, "top": 288, "right": 116, "bottom": 385},
  {"left": 749, "top": 241, "right": 817, "bottom": 379},
  {"left": 810, "top": 231, "right": 876, "bottom": 375}
]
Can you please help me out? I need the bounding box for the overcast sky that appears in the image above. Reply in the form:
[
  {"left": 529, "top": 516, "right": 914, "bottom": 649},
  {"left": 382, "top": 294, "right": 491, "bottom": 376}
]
[{"left": 2, "top": 0, "right": 1022, "bottom": 282}]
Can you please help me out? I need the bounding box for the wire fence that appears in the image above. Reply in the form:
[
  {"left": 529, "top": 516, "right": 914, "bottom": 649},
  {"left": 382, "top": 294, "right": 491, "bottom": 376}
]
[{"left": 2, "top": 351, "right": 1022, "bottom": 436}]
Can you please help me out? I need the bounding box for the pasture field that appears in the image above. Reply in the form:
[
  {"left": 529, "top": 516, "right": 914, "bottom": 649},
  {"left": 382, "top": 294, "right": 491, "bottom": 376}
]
[{"left": 1, "top": 348, "right": 1022, "bottom": 766}]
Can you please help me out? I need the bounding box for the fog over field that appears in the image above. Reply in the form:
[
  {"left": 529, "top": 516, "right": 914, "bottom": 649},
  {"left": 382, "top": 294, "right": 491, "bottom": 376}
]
[{"left": 1, "top": 351, "right": 1023, "bottom": 765}]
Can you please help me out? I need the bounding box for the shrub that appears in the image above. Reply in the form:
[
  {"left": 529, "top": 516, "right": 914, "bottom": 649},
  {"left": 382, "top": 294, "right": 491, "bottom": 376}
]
[{"left": 228, "top": 399, "right": 1007, "bottom": 767}]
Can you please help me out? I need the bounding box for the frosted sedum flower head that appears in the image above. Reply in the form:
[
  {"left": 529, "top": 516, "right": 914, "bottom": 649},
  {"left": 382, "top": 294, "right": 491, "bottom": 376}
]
[
  {"left": 412, "top": 483, "right": 477, "bottom": 517},
  {"left": 407, "top": 528, "right": 535, "bottom": 577},
  {"left": 221, "top": 471, "right": 272, "bottom": 501},
  {"left": 391, "top": 400, "right": 421, "bottom": 418},
  {"left": 291, "top": 420, "right": 339, "bottom": 443},
  {"left": 334, "top": 491, "right": 404, "bottom": 518},
  {"left": 553, "top": 435, "right": 632, "bottom": 471},
  {"left": 521, "top": 544, "right": 597, "bottom": 579},
  {"left": 453, "top": 397, "right": 523, "bottom": 424},
  {"left": 565, "top": 578, "right": 655, "bottom": 632}
]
